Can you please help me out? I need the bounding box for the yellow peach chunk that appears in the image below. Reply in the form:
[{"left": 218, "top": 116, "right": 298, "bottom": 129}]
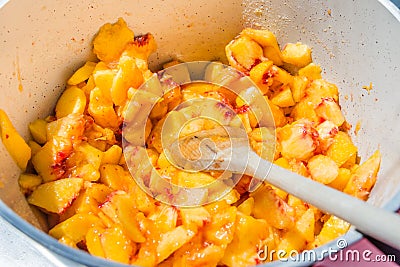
[
  {"left": 288, "top": 159, "right": 309, "bottom": 177},
  {"left": 67, "top": 61, "right": 97, "bottom": 85},
  {"left": 268, "top": 184, "right": 289, "bottom": 200},
  {"left": 49, "top": 213, "right": 101, "bottom": 243},
  {"left": 157, "top": 151, "right": 171, "bottom": 169},
  {"left": 342, "top": 152, "right": 357, "bottom": 169},
  {"left": 307, "top": 155, "right": 339, "bottom": 184},
  {"left": 66, "top": 142, "right": 103, "bottom": 182},
  {"left": 88, "top": 87, "right": 119, "bottom": 129},
  {"left": 149, "top": 99, "right": 169, "bottom": 121},
  {"left": 172, "top": 237, "right": 224, "bottom": 266},
  {"left": 93, "top": 68, "right": 115, "bottom": 98},
  {"left": 307, "top": 79, "right": 339, "bottom": 102},
  {"left": 270, "top": 65, "right": 294, "bottom": 85},
  {"left": 99, "top": 164, "right": 135, "bottom": 192},
  {"left": 101, "top": 225, "right": 135, "bottom": 264},
  {"left": 265, "top": 98, "right": 287, "bottom": 127},
  {"left": 270, "top": 85, "right": 295, "bottom": 108},
  {"left": 263, "top": 46, "right": 284, "bottom": 67},
  {"left": 86, "top": 225, "right": 106, "bottom": 258},
  {"left": 344, "top": 150, "right": 381, "bottom": 200},
  {"left": 291, "top": 98, "right": 320, "bottom": 123},
  {"left": 316, "top": 120, "right": 339, "bottom": 151},
  {"left": 28, "top": 119, "right": 47, "bottom": 145},
  {"left": 315, "top": 98, "right": 345, "bottom": 126},
  {"left": 60, "top": 182, "right": 111, "bottom": 221},
  {"left": 274, "top": 157, "right": 290, "bottom": 169},
  {"left": 287, "top": 194, "right": 308, "bottom": 218},
  {"left": 101, "top": 191, "right": 146, "bottom": 243},
  {"left": 180, "top": 207, "right": 211, "bottom": 228},
  {"left": 204, "top": 202, "right": 237, "bottom": 246},
  {"left": 101, "top": 145, "right": 122, "bottom": 165},
  {"left": 291, "top": 75, "right": 308, "bottom": 102},
  {"left": 249, "top": 60, "right": 274, "bottom": 94},
  {"left": 93, "top": 18, "right": 134, "bottom": 62},
  {"left": 226, "top": 35, "right": 264, "bottom": 72},
  {"left": 275, "top": 230, "right": 307, "bottom": 259},
  {"left": 277, "top": 119, "right": 318, "bottom": 161},
  {"left": 241, "top": 28, "right": 283, "bottom": 66},
  {"left": 46, "top": 113, "right": 86, "bottom": 141},
  {"left": 111, "top": 55, "right": 144, "bottom": 106},
  {"left": 310, "top": 215, "right": 350, "bottom": 248},
  {"left": 237, "top": 197, "right": 254, "bottom": 216},
  {"left": 298, "top": 63, "right": 322, "bottom": 80},
  {"left": 32, "top": 137, "right": 72, "bottom": 182},
  {"left": 328, "top": 168, "right": 351, "bottom": 191},
  {"left": 82, "top": 75, "right": 96, "bottom": 96},
  {"left": 326, "top": 131, "right": 357, "bottom": 167},
  {"left": 252, "top": 186, "right": 295, "bottom": 230},
  {"left": 249, "top": 127, "right": 275, "bottom": 142},
  {"left": 124, "top": 33, "right": 158, "bottom": 60},
  {"left": 177, "top": 171, "right": 216, "bottom": 188},
  {"left": 18, "top": 173, "right": 42, "bottom": 194},
  {"left": 294, "top": 208, "right": 315, "bottom": 242},
  {"left": 156, "top": 225, "right": 196, "bottom": 263},
  {"left": 221, "top": 212, "right": 270, "bottom": 267},
  {"left": 55, "top": 86, "right": 87, "bottom": 118},
  {"left": 282, "top": 42, "right": 312, "bottom": 67},
  {"left": 58, "top": 236, "right": 78, "bottom": 248},
  {"left": 28, "top": 140, "right": 41, "bottom": 156}
]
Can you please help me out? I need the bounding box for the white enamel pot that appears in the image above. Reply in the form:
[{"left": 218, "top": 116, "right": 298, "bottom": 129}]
[{"left": 0, "top": 0, "right": 399, "bottom": 266}]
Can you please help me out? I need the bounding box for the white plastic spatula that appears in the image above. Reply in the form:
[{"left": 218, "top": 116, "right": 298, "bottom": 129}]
[{"left": 168, "top": 126, "right": 400, "bottom": 250}]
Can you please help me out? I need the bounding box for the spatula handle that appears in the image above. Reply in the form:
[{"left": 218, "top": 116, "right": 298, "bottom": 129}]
[{"left": 247, "top": 151, "right": 400, "bottom": 250}]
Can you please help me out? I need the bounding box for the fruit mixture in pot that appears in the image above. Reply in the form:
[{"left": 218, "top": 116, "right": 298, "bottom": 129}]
[{"left": 0, "top": 18, "right": 380, "bottom": 266}]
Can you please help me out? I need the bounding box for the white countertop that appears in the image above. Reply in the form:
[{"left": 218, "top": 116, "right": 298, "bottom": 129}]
[{"left": 0, "top": 215, "right": 77, "bottom": 267}]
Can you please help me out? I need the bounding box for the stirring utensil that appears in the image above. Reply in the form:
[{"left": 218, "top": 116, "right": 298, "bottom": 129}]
[{"left": 168, "top": 126, "right": 400, "bottom": 250}]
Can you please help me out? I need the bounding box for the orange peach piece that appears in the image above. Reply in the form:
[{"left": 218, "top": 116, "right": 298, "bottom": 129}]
[
  {"left": 226, "top": 35, "right": 264, "bottom": 72},
  {"left": 86, "top": 225, "right": 106, "bottom": 258},
  {"left": 101, "top": 225, "right": 135, "bottom": 264},
  {"left": 27, "top": 178, "right": 84, "bottom": 213},
  {"left": 307, "top": 155, "right": 339, "bottom": 184},
  {"left": 93, "top": 18, "right": 134, "bottom": 62},
  {"left": 344, "top": 150, "right": 381, "bottom": 200},
  {"left": 278, "top": 119, "right": 318, "bottom": 161},
  {"left": 282, "top": 42, "right": 312, "bottom": 67},
  {"left": 49, "top": 213, "right": 101, "bottom": 243},
  {"left": 28, "top": 119, "right": 47, "bottom": 145},
  {"left": 326, "top": 131, "right": 357, "bottom": 167},
  {"left": 67, "top": 61, "right": 97, "bottom": 86},
  {"left": 221, "top": 212, "right": 270, "bottom": 267},
  {"left": 315, "top": 98, "right": 345, "bottom": 126},
  {"left": 252, "top": 186, "right": 295, "bottom": 230},
  {"left": 0, "top": 109, "right": 31, "bottom": 171},
  {"left": 156, "top": 225, "right": 197, "bottom": 263},
  {"left": 241, "top": 28, "right": 283, "bottom": 66}
]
